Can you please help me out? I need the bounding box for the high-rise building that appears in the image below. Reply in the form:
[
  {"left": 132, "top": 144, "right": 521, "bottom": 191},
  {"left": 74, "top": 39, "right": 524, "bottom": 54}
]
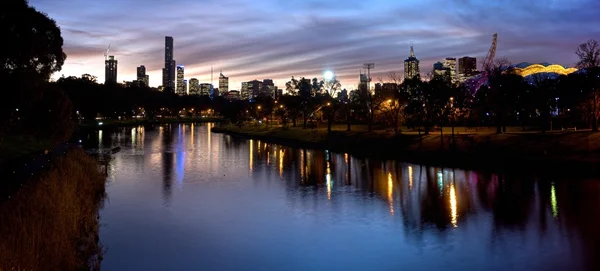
[
  {"left": 443, "top": 57, "right": 458, "bottom": 84},
  {"left": 219, "top": 73, "right": 229, "bottom": 96},
  {"left": 433, "top": 61, "right": 451, "bottom": 80},
  {"left": 183, "top": 80, "right": 188, "bottom": 95},
  {"left": 137, "top": 65, "right": 148, "bottom": 87},
  {"left": 248, "top": 80, "right": 262, "bottom": 99},
  {"left": 105, "top": 56, "right": 118, "bottom": 84},
  {"left": 189, "top": 78, "right": 200, "bottom": 95},
  {"left": 200, "top": 83, "right": 212, "bottom": 96},
  {"left": 226, "top": 90, "right": 241, "bottom": 100},
  {"left": 241, "top": 82, "right": 249, "bottom": 100},
  {"left": 176, "top": 65, "right": 185, "bottom": 95},
  {"left": 458, "top": 56, "right": 477, "bottom": 76},
  {"left": 162, "top": 36, "right": 175, "bottom": 92},
  {"left": 262, "top": 79, "right": 275, "bottom": 98},
  {"left": 404, "top": 45, "right": 420, "bottom": 80},
  {"left": 359, "top": 72, "right": 369, "bottom": 92}
]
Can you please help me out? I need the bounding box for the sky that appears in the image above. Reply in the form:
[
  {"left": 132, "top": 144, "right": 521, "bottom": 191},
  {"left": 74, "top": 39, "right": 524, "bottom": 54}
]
[{"left": 30, "top": 0, "right": 600, "bottom": 90}]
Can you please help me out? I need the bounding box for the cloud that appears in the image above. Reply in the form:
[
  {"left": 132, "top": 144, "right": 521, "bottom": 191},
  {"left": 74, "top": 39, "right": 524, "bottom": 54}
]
[{"left": 29, "top": 0, "right": 600, "bottom": 89}]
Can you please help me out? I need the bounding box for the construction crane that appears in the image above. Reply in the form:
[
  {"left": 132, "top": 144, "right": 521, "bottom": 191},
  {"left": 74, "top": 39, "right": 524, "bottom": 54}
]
[
  {"left": 104, "top": 44, "right": 111, "bottom": 60},
  {"left": 482, "top": 33, "right": 497, "bottom": 72}
]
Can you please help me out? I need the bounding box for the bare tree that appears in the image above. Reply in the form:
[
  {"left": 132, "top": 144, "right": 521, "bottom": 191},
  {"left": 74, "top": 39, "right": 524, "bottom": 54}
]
[
  {"left": 575, "top": 39, "right": 600, "bottom": 131},
  {"left": 576, "top": 39, "right": 600, "bottom": 69}
]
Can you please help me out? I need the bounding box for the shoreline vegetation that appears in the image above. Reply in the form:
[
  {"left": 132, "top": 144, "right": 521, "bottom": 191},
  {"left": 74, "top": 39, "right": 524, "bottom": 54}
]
[
  {"left": 212, "top": 124, "right": 600, "bottom": 175},
  {"left": 0, "top": 149, "right": 106, "bottom": 270}
]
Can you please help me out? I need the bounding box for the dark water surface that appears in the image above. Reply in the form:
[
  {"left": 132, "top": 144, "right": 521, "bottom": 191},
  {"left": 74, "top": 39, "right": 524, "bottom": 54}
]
[{"left": 94, "top": 123, "right": 600, "bottom": 271}]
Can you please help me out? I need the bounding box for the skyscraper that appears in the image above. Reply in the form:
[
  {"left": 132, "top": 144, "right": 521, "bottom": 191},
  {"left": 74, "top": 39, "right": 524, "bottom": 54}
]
[
  {"left": 458, "top": 57, "right": 477, "bottom": 76},
  {"left": 183, "top": 80, "right": 188, "bottom": 95},
  {"left": 404, "top": 45, "right": 420, "bottom": 80},
  {"left": 105, "top": 56, "right": 117, "bottom": 84},
  {"left": 189, "top": 78, "right": 200, "bottom": 95},
  {"left": 200, "top": 83, "right": 212, "bottom": 96},
  {"left": 443, "top": 57, "right": 457, "bottom": 84},
  {"left": 262, "top": 79, "right": 275, "bottom": 98},
  {"left": 241, "top": 82, "right": 249, "bottom": 100},
  {"left": 219, "top": 73, "right": 229, "bottom": 96},
  {"left": 137, "top": 65, "right": 148, "bottom": 87},
  {"left": 433, "top": 61, "right": 451, "bottom": 80},
  {"left": 162, "top": 36, "right": 175, "bottom": 92},
  {"left": 176, "top": 65, "right": 185, "bottom": 95}
]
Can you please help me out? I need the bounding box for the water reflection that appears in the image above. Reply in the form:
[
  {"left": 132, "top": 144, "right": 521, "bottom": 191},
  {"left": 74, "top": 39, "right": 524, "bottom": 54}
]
[{"left": 95, "top": 124, "right": 600, "bottom": 270}]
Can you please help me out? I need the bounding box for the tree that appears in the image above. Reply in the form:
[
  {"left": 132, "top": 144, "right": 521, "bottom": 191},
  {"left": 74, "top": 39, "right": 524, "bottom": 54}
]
[
  {"left": 575, "top": 39, "right": 600, "bottom": 131},
  {"left": 321, "top": 75, "right": 342, "bottom": 132},
  {"left": 0, "top": 0, "right": 66, "bottom": 140}
]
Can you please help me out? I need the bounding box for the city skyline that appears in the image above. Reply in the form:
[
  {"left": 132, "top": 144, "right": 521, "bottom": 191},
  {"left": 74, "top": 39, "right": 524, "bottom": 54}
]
[{"left": 30, "top": 0, "right": 600, "bottom": 88}]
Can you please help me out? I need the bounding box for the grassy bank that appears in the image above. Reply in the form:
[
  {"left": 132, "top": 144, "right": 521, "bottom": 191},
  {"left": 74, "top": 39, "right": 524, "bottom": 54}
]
[
  {"left": 0, "top": 136, "right": 52, "bottom": 165},
  {"left": 212, "top": 124, "right": 600, "bottom": 173},
  {"left": 0, "top": 149, "right": 106, "bottom": 270},
  {"left": 77, "top": 117, "right": 224, "bottom": 129}
]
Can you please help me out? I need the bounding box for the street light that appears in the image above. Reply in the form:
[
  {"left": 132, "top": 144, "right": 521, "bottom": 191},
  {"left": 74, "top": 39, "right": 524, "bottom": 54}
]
[
  {"left": 257, "top": 106, "right": 262, "bottom": 110},
  {"left": 327, "top": 102, "right": 331, "bottom": 106},
  {"left": 279, "top": 105, "right": 284, "bottom": 108}
]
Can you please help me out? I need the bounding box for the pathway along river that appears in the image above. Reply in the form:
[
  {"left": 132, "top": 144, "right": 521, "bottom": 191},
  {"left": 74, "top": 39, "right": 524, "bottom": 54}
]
[{"left": 90, "top": 123, "right": 600, "bottom": 271}]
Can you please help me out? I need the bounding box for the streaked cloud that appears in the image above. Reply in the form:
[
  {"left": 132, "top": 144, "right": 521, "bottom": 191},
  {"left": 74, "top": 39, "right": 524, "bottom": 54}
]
[{"left": 30, "top": 0, "right": 600, "bottom": 89}]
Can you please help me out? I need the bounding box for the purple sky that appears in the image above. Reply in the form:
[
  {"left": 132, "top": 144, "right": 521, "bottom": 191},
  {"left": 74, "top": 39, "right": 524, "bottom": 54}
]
[{"left": 30, "top": 0, "right": 600, "bottom": 89}]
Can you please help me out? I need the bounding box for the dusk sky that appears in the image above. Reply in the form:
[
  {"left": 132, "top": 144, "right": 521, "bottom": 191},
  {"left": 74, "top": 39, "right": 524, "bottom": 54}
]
[{"left": 30, "top": 0, "right": 600, "bottom": 89}]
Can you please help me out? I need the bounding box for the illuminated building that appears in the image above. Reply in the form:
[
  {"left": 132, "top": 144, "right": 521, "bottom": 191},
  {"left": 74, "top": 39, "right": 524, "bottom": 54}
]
[
  {"left": 183, "top": 80, "right": 188, "bottom": 95},
  {"left": 137, "top": 65, "right": 148, "bottom": 87},
  {"left": 404, "top": 45, "right": 420, "bottom": 80},
  {"left": 104, "top": 56, "right": 117, "bottom": 84},
  {"left": 443, "top": 57, "right": 458, "bottom": 84},
  {"left": 219, "top": 73, "right": 229, "bottom": 96},
  {"left": 459, "top": 56, "right": 477, "bottom": 76},
  {"left": 162, "top": 36, "right": 175, "bottom": 93},
  {"left": 262, "top": 79, "right": 275, "bottom": 98},
  {"left": 189, "top": 78, "right": 200, "bottom": 95},
  {"left": 200, "top": 83, "right": 212, "bottom": 96},
  {"left": 241, "top": 80, "right": 262, "bottom": 100},
  {"left": 433, "top": 62, "right": 450, "bottom": 79},
  {"left": 226, "top": 90, "right": 240, "bottom": 100},
  {"left": 176, "top": 65, "right": 185, "bottom": 95},
  {"left": 241, "top": 82, "right": 249, "bottom": 100}
]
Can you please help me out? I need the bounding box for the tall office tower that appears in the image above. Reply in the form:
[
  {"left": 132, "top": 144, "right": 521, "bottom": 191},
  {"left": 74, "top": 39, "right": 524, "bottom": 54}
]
[
  {"left": 262, "top": 79, "right": 275, "bottom": 98},
  {"left": 443, "top": 57, "right": 458, "bottom": 84},
  {"left": 183, "top": 80, "right": 188, "bottom": 95},
  {"left": 176, "top": 65, "right": 185, "bottom": 95},
  {"left": 248, "top": 80, "right": 262, "bottom": 99},
  {"left": 404, "top": 45, "right": 420, "bottom": 80},
  {"left": 458, "top": 56, "right": 477, "bottom": 75},
  {"left": 241, "top": 82, "right": 249, "bottom": 100},
  {"left": 219, "top": 73, "right": 229, "bottom": 96},
  {"left": 189, "top": 78, "right": 200, "bottom": 95},
  {"left": 200, "top": 83, "right": 212, "bottom": 96},
  {"left": 137, "top": 65, "right": 148, "bottom": 86},
  {"left": 162, "top": 36, "right": 175, "bottom": 92},
  {"left": 433, "top": 61, "right": 451, "bottom": 79},
  {"left": 105, "top": 56, "right": 118, "bottom": 84}
]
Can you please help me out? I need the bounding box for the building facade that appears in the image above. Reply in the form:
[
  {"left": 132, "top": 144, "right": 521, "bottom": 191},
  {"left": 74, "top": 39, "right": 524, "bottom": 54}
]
[
  {"left": 443, "top": 57, "right": 458, "bottom": 84},
  {"left": 183, "top": 80, "right": 188, "bottom": 95},
  {"left": 189, "top": 78, "right": 200, "bottom": 95},
  {"left": 176, "top": 65, "right": 185, "bottom": 95},
  {"left": 162, "top": 36, "right": 176, "bottom": 92},
  {"left": 458, "top": 56, "right": 477, "bottom": 76},
  {"left": 404, "top": 46, "right": 420, "bottom": 80},
  {"left": 226, "top": 90, "right": 241, "bottom": 100},
  {"left": 105, "top": 56, "right": 117, "bottom": 84},
  {"left": 200, "top": 83, "right": 212, "bottom": 96},
  {"left": 219, "top": 73, "right": 229, "bottom": 96},
  {"left": 136, "top": 65, "right": 149, "bottom": 87}
]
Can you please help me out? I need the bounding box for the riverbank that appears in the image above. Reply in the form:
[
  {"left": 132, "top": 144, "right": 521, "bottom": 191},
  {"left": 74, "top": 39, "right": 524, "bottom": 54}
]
[
  {"left": 77, "top": 117, "right": 224, "bottom": 129},
  {"left": 212, "top": 125, "right": 600, "bottom": 175},
  {"left": 0, "top": 149, "right": 106, "bottom": 270}
]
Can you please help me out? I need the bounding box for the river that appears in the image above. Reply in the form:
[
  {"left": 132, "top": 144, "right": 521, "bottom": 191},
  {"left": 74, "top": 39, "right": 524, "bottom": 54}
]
[{"left": 90, "top": 123, "right": 600, "bottom": 271}]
